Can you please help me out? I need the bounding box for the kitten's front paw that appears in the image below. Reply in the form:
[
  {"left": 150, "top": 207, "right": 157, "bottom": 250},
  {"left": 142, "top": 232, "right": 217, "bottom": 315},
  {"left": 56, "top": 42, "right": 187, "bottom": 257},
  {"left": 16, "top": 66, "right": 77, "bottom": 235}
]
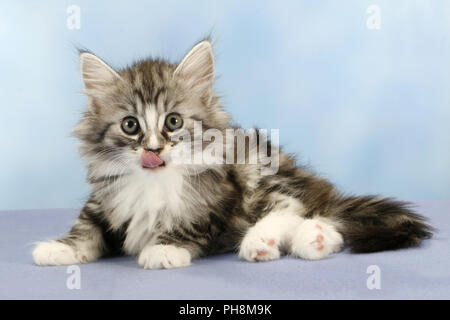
[
  {"left": 239, "top": 233, "right": 280, "bottom": 262},
  {"left": 138, "top": 244, "right": 191, "bottom": 269},
  {"left": 291, "top": 219, "right": 343, "bottom": 260},
  {"left": 33, "top": 241, "right": 81, "bottom": 266}
]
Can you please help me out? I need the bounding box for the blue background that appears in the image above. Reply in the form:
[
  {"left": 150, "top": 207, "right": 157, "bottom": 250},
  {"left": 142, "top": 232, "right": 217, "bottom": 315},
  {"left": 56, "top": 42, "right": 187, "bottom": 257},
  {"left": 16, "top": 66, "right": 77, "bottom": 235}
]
[{"left": 0, "top": 0, "right": 449, "bottom": 210}]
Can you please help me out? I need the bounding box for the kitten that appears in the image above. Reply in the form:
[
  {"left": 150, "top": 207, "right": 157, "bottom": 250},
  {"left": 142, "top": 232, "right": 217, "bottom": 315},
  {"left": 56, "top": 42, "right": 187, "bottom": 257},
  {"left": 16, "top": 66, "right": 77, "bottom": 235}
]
[{"left": 33, "top": 40, "right": 432, "bottom": 269}]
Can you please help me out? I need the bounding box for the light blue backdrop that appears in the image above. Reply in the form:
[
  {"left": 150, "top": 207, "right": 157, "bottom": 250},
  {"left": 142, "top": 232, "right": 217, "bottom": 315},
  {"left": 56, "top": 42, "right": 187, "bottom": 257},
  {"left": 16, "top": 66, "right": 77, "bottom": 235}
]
[{"left": 0, "top": 0, "right": 449, "bottom": 210}]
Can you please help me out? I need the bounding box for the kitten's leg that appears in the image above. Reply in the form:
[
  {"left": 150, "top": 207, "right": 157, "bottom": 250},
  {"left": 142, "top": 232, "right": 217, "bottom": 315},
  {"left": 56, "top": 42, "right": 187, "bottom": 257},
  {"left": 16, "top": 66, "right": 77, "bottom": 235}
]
[
  {"left": 239, "top": 197, "right": 305, "bottom": 262},
  {"left": 137, "top": 226, "right": 206, "bottom": 269},
  {"left": 33, "top": 204, "right": 105, "bottom": 266},
  {"left": 290, "top": 217, "right": 344, "bottom": 260},
  {"left": 138, "top": 244, "right": 191, "bottom": 269}
]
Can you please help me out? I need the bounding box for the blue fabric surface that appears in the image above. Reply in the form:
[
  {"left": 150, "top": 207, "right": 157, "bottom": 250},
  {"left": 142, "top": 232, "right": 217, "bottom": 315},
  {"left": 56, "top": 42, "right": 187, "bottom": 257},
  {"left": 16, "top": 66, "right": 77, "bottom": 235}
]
[{"left": 1, "top": 201, "right": 449, "bottom": 299}]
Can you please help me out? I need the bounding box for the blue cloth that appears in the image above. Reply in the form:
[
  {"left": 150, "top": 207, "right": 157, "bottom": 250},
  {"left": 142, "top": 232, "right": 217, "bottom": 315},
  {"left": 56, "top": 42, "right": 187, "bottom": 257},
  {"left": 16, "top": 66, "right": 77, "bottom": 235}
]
[{"left": 0, "top": 201, "right": 448, "bottom": 299}]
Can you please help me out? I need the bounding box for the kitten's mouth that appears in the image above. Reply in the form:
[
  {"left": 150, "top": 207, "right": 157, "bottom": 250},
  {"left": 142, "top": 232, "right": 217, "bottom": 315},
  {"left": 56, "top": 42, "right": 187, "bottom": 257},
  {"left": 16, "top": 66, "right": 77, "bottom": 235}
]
[
  {"left": 141, "top": 150, "right": 166, "bottom": 170},
  {"left": 142, "top": 161, "right": 166, "bottom": 170}
]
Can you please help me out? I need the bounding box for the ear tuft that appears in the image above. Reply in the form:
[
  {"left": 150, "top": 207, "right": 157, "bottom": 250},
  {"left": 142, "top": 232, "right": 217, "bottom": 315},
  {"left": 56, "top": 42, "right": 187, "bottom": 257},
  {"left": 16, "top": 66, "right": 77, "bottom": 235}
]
[
  {"left": 80, "top": 53, "right": 121, "bottom": 92},
  {"left": 174, "top": 40, "right": 215, "bottom": 100}
]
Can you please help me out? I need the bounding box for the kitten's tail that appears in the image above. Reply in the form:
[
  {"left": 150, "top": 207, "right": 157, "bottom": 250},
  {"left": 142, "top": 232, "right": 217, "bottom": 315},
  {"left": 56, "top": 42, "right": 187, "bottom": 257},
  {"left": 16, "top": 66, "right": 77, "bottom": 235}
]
[{"left": 332, "top": 196, "right": 433, "bottom": 253}]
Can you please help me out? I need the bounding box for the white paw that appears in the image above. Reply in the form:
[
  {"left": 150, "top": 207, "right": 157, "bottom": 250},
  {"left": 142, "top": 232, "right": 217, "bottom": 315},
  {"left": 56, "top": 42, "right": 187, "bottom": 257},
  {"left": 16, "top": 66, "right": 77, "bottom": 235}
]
[
  {"left": 138, "top": 244, "right": 191, "bottom": 269},
  {"left": 291, "top": 219, "right": 343, "bottom": 260},
  {"left": 33, "top": 241, "right": 82, "bottom": 266},
  {"left": 239, "top": 233, "right": 280, "bottom": 262}
]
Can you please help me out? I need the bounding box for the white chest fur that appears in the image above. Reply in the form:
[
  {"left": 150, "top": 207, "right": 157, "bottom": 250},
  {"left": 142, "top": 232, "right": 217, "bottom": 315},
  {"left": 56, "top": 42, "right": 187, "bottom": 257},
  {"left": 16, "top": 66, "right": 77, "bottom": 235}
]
[{"left": 105, "top": 167, "right": 188, "bottom": 255}]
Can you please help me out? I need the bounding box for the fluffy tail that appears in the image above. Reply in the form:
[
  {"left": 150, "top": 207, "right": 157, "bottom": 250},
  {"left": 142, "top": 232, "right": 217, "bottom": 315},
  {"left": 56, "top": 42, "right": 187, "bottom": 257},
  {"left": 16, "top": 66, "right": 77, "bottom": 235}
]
[{"left": 333, "top": 196, "right": 433, "bottom": 253}]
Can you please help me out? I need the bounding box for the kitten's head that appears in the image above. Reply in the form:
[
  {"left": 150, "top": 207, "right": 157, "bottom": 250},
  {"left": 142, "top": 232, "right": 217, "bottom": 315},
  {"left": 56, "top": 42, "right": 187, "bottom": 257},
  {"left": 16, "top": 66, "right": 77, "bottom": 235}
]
[{"left": 73, "top": 40, "right": 230, "bottom": 181}]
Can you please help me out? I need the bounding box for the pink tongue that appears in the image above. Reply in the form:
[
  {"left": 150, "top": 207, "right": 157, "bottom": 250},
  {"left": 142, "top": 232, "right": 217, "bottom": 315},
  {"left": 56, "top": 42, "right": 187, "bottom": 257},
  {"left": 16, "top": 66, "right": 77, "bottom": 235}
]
[{"left": 141, "top": 150, "right": 164, "bottom": 168}]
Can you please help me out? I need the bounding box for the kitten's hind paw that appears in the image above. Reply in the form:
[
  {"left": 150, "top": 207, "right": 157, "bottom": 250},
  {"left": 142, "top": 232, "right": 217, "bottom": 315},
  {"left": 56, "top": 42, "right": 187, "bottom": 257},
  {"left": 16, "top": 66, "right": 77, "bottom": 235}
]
[
  {"left": 291, "top": 219, "right": 343, "bottom": 260},
  {"left": 138, "top": 244, "right": 191, "bottom": 269},
  {"left": 239, "top": 234, "right": 280, "bottom": 262}
]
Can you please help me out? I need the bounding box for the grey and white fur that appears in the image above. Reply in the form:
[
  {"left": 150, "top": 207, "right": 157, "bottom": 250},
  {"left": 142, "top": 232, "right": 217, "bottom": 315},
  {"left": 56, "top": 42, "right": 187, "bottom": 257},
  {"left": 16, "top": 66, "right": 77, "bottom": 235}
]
[{"left": 33, "top": 40, "right": 433, "bottom": 269}]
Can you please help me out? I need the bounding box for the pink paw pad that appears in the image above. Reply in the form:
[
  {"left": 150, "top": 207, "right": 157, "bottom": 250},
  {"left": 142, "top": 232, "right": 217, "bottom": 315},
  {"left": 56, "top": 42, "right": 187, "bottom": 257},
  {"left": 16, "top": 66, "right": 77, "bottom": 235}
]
[
  {"left": 260, "top": 238, "right": 276, "bottom": 247},
  {"left": 315, "top": 234, "right": 325, "bottom": 251},
  {"left": 254, "top": 249, "right": 269, "bottom": 261},
  {"left": 256, "top": 250, "right": 268, "bottom": 256},
  {"left": 253, "top": 239, "right": 277, "bottom": 261}
]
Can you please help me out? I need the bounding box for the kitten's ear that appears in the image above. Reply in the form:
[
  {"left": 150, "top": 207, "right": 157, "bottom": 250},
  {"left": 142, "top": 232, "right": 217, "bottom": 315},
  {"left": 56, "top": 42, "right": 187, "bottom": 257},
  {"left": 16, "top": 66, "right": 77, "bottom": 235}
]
[
  {"left": 80, "top": 52, "right": 121, "bottom": 93},
  {"left": 174, "top": 40, "right": 214, "bottom": 101}
]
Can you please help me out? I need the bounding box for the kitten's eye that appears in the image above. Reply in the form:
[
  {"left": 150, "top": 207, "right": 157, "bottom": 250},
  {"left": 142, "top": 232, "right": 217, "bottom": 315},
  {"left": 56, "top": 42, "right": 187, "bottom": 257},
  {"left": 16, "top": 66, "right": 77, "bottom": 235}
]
[
  {"left": 121, "top": 116, "right": 140, "bottom": 135},
  {"left": 165, "top": 113, "right": 183, "bottom": 131}
]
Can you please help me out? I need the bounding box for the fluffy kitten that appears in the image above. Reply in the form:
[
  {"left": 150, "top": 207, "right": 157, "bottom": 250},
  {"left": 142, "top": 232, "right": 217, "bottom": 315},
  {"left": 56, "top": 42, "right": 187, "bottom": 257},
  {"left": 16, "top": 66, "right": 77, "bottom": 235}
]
[{"left": 33, "top": 40, "right": 432, "bottom": 269}]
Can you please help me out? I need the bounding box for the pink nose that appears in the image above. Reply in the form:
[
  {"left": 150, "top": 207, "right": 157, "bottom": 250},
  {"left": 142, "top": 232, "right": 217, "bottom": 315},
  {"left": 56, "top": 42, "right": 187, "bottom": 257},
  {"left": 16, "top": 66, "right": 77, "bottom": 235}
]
[{"left": 141, "top": 150, "right": 164, "bottom": 168}]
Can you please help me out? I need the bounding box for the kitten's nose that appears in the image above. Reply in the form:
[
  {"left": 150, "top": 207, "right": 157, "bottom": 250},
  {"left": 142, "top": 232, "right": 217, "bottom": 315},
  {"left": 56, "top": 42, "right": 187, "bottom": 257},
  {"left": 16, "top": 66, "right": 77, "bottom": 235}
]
[{"left": 144, "top": 147, "right": 163, "bottom": 154}]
